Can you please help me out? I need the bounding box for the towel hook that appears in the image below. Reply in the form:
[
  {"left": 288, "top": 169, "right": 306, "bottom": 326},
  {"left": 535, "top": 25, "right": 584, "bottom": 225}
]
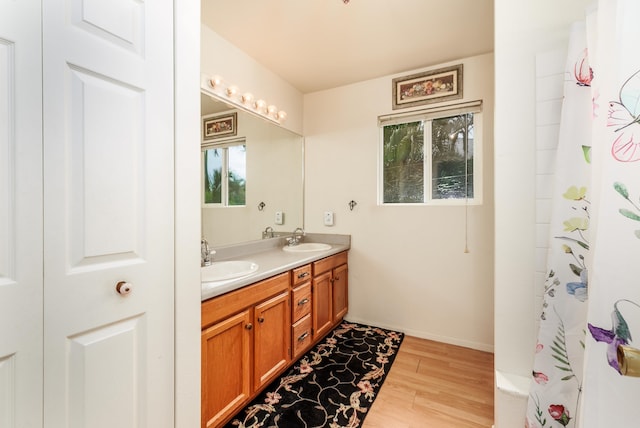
[{"left": 348, "top": 200, "right": 357, "bottom": 211}]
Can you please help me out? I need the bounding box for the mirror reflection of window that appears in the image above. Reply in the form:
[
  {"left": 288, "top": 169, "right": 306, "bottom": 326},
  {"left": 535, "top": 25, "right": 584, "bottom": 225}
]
[
  {"left": 204, "top": 148, "right": 222, "bottom": 204},
  {"left": 203, "top": 140, "right": 246, "bottom": 206}
]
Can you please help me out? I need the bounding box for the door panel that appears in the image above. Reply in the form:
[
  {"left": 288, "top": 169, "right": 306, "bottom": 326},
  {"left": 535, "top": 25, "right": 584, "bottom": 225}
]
[
  {"left": 313, "top": 271, "right": 333, "bottom": 340},
  {"left": 201, "top": 311, "right": 252, "bottom": 428},
  {"left": 0, "top": 0, "right": 43, "bottom": 426},
  {"left": 332, "top": 264, "right": 348, "bottom": 321},
  {"left": 67, "top": 316, "right": 144, "bottom": 428},
  {"left": 42, "top": 0, "right": 174, "bottom": 426},
  {"left": 66, "top": 66, "right": 145, "bottom": 268},
  {"left": 254, "top": 292, "right": 291, "bottom": 390}
]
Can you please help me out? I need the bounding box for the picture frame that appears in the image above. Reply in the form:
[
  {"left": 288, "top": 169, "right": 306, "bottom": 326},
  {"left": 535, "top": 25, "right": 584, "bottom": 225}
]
[
  {"left": 392, "top": 64, "right": 463, "bottom": 110},
  {"left": 203, "top": 112, "right": 237, "bottom": 140}
]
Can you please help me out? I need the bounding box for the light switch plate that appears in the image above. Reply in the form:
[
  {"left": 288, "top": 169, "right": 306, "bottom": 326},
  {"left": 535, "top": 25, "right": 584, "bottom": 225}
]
[
  {"left": 323, "top": 211, "right": 334, "bottom": 226},
  {"left": 275, "top": 211, "right": 284, "bottom": 225}
]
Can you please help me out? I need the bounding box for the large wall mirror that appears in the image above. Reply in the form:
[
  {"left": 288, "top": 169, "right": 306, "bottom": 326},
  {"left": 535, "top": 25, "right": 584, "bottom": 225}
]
[{"left": 201, "top": 92, "right": 304, "bottom": 247}]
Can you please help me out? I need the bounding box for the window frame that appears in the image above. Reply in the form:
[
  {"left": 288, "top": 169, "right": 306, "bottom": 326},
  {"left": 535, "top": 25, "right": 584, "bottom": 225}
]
[
  {"left": 201, "top": 137, "right": 247, "bottom": 208},
  {"left": 378, "top": 102, "right": 483, "bottom": 206}
]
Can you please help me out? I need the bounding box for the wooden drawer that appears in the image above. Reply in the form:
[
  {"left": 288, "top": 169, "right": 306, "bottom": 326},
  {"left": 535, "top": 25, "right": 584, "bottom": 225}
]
[
  {"left": 292, "top": 314, "right": 312, "bottom": 358},
  {"left": 291, "top": 282, "right": 312, "bottom": 323},
  {"left": 312, "top": 251, "right": 348, "bottom": 276},
  {"left": 292, "top": 264, "right": 312, "bottom": 286}
]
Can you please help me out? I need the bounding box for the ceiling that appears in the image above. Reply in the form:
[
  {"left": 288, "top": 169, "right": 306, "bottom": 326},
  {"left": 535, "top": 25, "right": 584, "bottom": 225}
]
[{"left": 202, "top": 0, "right": 494, "bottom": 94}]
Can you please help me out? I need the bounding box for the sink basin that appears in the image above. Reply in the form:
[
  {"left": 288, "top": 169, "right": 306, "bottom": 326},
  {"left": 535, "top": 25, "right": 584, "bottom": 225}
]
[
  {"left": 283, "top": 243, "right": 332, "bottom": 253},
  {"left": 201, "top": 261, "right": 259, "bottom": 282}
]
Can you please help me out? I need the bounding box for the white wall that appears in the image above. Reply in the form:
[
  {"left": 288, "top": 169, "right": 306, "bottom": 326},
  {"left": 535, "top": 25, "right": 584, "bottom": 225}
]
[
  {"left": 303, "top": 54, "right": 495, "bottom": 351},
  {"left": 201, "top": 25, "right": 304, "bottom": 135},
  {"left": 494, "top": 1, "right": 592, "bottom": 426}
]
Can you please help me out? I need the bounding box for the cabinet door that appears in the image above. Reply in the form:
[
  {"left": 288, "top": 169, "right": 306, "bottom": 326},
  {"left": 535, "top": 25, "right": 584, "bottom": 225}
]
[
  {"left": 332, "top": 264, "right": 349, "bottom": 322},
  {"left": 313, "top": 271, "right": 333, "bottom": 340},
  {"left": 254, "top": 292, "right": 291, "bottom": 390},
  {"left": 202, "top": 310, "right": 252, "bottom": 428}
]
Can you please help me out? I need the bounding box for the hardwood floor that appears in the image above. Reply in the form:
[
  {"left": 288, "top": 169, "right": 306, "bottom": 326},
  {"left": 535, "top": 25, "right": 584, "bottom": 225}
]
[{"left": 363, "top": 336, "right": 494, "bottom": 428}]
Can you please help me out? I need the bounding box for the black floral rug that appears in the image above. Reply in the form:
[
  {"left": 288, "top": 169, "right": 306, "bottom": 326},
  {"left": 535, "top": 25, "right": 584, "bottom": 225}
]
[{"left": 226, "top": 322, "right": 404, "bottom": 428}]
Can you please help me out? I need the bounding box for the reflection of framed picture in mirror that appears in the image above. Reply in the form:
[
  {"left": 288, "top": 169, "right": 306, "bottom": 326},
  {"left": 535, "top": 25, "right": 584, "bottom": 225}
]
[
  {"left": 392, "top": 64, "right": 463, "bottom": 109},
  {"left": 203, "top": 112, "right": 237, "bottom": 140}
]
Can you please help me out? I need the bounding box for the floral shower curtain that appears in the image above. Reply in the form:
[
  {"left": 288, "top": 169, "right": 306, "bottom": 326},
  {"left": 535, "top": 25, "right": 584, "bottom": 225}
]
[{"left": 526, "top": 1, "right": 640, "bottom": 427}]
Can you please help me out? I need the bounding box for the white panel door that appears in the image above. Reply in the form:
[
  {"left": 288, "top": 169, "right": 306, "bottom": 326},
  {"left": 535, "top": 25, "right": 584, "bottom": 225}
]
[
  {"left": 42, "top": 0, "right": 175, "bottom": 427},
  {"left": 0, "top": 1, "right": 43, "bottom": 427}
]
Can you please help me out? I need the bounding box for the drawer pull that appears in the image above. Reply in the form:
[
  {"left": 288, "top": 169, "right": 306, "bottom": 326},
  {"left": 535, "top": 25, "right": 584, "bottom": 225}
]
[
  {"left": 257, "top": 317, "right": 265, "bottom": 323},
  {"left": 298, "top": 298, "right": 309, "bottom": 306},
  {"left": 297, "top": 331, "right": 309, "bottom": 342},
  {"left": 298, "top": 272, "right": 309, "bottom": 279},
  {"left": 245, "top": 323, "right": 253, "bottom": 330}
]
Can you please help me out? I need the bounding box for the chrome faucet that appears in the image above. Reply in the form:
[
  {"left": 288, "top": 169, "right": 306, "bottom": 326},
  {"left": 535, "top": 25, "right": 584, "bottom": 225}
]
[
  {"left": 262, "top": 226, "right": 274, "bottom": 239},
  {"left": 287, "top": 227, "right": 305, "bottom": 246},
  {"left": 201, "top": 238, "right": 215, "bottom": 266}
]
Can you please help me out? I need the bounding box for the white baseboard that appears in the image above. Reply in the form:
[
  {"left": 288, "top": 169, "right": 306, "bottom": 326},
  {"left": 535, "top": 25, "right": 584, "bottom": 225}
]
[{"left": 344, "top": 316, "right": 494, "bottom": 353}]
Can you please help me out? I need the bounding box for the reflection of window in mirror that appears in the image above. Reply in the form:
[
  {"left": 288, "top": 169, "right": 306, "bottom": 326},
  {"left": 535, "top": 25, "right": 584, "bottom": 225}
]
[{"left": 202, "top": 138, "right": 246, "bottom": 206}]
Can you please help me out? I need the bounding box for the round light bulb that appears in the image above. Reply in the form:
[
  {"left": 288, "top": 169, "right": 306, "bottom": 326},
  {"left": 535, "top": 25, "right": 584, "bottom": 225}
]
[
  {"left": 277, "top": 111, "right": 287, "bottom": 121},
  {"left": 226, "top": 86, "right": 238, "bottom": 97},
  {"left": 254, "top": 99, "right": 266, "bottom": 111},
  {"left": 242, "top": 93, "right": 254, "bottom": 104},
  {"left": 209, "top": 75, "right": 222, "bottom": 88},
  {"left": 267, "top": 105, "right": 277, "bottom": 115}
]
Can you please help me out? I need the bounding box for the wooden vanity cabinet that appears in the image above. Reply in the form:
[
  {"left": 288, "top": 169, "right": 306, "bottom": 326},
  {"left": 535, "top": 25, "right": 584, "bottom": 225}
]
[
  {"left": 200, "top": 251, "right": 348, "bottom": 428},
  {"left": 312, "top": 252, "right": 349, "bottom": 340},
  {"left": 201, "top": 272, "right": 291, "bottom": 428}
]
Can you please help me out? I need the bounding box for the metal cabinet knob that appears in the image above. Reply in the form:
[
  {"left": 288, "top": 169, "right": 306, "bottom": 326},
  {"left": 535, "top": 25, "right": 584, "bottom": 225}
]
[
  {"left": 257, "top": 317, "right": 265, "bottom": 323},
  {"left": 116, "top": 281, "right": 132, "bottom": 296},
  {"left": 245, "top": 323, "right": 253, "bottom": 330}
]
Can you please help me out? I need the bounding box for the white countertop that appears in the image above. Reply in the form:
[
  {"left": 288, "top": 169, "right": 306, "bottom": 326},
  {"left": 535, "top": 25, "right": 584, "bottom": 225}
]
[{"left": 201, "top": 233, "right": 350, "bottom": 301}]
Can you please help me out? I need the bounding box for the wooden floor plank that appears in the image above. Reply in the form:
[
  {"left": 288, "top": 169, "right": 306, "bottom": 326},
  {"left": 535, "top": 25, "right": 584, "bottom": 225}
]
[{"left": 363, "top": 336, "right": 494, "bottom": 428}]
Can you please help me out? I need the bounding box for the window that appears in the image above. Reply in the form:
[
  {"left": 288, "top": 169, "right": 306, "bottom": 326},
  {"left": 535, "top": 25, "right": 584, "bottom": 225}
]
[
  {"left": 202, "top": 139, "right": 246, "bottom": 206},
  {"left": 379, "top": 103, "right": 482, "bottom": 205}
]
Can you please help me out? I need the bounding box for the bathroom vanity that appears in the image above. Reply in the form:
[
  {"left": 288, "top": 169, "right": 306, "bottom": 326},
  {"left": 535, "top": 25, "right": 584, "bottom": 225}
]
[{"left": 200, "top": 235, "right": 350, "bottom": 428}]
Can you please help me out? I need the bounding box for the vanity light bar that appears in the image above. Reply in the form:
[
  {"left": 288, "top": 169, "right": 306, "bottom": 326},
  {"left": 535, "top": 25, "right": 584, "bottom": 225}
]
[{"left": 204, "top": 74, "right": 287, "bottom": 124}]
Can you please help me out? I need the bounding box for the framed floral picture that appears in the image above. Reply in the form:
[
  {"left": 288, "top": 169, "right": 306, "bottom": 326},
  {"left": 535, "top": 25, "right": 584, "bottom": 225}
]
[
  {"left": 203, "top": 112, "right": 237, "bottom": 140},
  {"left": 392, "top": 64, "right": 463, "bottom": 110}
]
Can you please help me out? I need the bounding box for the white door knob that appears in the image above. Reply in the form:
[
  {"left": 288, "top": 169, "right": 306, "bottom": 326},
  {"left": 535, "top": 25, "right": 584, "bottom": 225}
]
[{"left": 116, "top": 281, "right": 133, "bottom": 296}]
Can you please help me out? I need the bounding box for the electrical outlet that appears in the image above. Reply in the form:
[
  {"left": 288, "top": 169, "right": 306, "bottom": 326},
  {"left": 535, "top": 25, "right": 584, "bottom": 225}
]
[
  {"left": 323, "top": 211, "right": 334, "bottom": 226},
  {"left": 275, "top": 211, "right": 284, "bottom": 225}
]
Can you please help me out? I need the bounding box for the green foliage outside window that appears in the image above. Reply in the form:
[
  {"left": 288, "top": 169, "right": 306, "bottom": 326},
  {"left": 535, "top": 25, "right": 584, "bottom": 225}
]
[
  {"left": 383, "top": 121, "right": 424, "bottom": 203},
  {"left": 203, "top": 144, "right": 246, "bottom": 206},
  {"left": 382, "top": 113, "right": 475, "bottom": 204}
]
